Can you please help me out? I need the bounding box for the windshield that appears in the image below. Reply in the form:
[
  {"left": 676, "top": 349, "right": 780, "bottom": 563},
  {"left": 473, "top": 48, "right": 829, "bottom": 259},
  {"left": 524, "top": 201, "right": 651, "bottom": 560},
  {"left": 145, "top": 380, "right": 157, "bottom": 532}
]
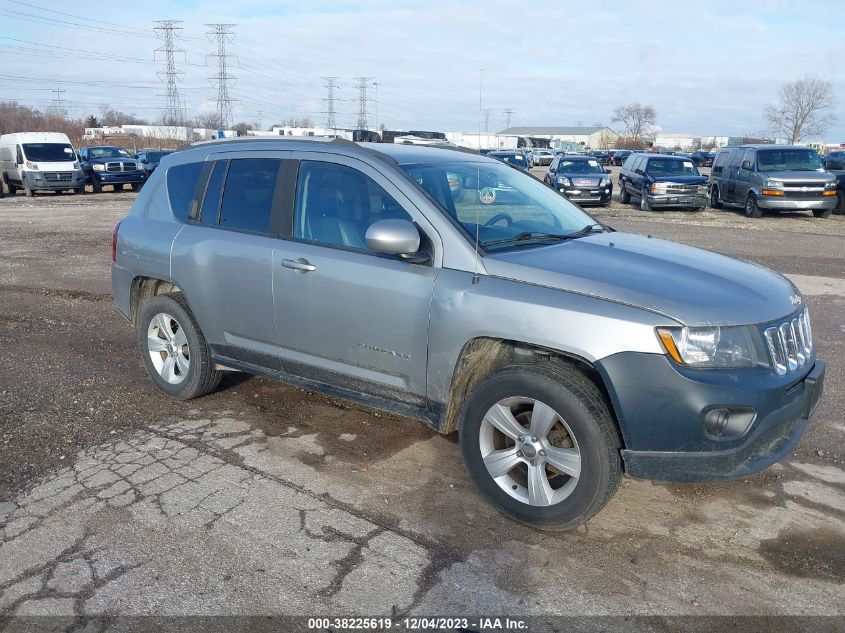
[
  {"left": 21, "top": 143, "right": 75, "bottom": 162},
  {"left": 558, "top": 159, "right": 604, "bottom": 174},
  {"left": 646, "top": 158, "right": 700, "bottom": 176},
  {"left": 490, "top": 153, "right": 527, "bottom": 167},
  {"left": 87, "top": 147, "right": 132, "bottom": 159},
  {"left": 757, "top": 149, "right": 823, "bottom": 171},
  {"left": 401, "top": 160, "right": 596, "bottom": 251}
]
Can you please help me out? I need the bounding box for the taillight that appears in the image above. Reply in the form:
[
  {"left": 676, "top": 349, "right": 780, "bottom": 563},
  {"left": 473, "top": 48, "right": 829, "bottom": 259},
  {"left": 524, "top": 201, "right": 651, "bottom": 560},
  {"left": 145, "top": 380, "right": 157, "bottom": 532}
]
[{"left": 112, "top": 220, "right": 122, "bottom": 262}]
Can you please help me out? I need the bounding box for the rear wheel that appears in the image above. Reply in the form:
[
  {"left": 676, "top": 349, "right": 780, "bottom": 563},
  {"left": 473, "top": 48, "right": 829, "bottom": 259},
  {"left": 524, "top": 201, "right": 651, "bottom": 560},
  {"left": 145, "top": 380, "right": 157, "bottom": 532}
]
[
  {"left": 459, "top": 363, "right": 622, "bottom": 530},
  {"left": 137, "top": 293, "right": 222, "bottom": 400},
  {"left": 709, "top": 185, "right": 723, "bottom": 209},
  {"left": 744, "top": 193, "right": 762, "bottom": 218}
]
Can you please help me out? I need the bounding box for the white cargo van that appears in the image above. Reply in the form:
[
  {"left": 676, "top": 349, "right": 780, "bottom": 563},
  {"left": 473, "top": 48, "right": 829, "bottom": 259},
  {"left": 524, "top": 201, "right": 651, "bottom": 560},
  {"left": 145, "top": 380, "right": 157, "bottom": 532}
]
[{"left": 0, "top": 132, "right": 86, "bottom": 196}]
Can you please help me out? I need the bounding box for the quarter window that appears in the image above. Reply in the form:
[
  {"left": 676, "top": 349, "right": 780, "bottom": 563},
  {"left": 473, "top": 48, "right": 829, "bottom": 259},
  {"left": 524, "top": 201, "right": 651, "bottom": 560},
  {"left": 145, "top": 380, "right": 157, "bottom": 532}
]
[
  {"left": 294, "top": 161, "right": 413, "bottom": 250},
  {"left": 713, "top": 151, "right": 728, "bottom": 168},
  {"left": 219, "top": 158, "right": 280, "bottom": 233},
  {"left": 198, "top": 160, "right": 227, "bottom": 224},
  {"left": 166, "top": 162, "right": 204, "bottom": 222}
]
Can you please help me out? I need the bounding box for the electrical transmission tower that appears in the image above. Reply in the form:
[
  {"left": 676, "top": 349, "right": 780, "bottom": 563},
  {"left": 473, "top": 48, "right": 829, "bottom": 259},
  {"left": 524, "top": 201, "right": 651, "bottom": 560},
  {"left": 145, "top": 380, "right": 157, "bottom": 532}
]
[
  {"left": 50, "top": 88, "right": 66, "bottom": 116},
  {"left": 206, "top": 23, "right": 237, "bottom": 129},
  {"left": 154, "top": 20, "right": 186, "bottom": 126},
  {"left": 322, "top": 77, "right": 339, "bottom": 129},
  {"left": 503, "top": 108, "right": 515, "bottom": 129},
  {"left": 483, "top": 109, "right": 492, "bottom": 132},
  {"left": 355, "top": 77, "right": 373, "bottom": 129}
]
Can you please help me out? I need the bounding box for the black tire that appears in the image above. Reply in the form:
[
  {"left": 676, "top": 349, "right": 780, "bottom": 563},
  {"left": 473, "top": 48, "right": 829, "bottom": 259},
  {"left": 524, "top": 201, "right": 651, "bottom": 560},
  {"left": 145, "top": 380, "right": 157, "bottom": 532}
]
[
  {"left": 744, "top": 193, "right": 762, "bottom": 218},
  {"left": 834, "top": 192, "right": 845, "bottom": 215},
  {"left": 640, "top": 187, "right": 651, "bottom": 211},
  {"left": 709, "top": 185, "right": 722, "bottom": 209},
  {"left": 620, "top": 185, "right": 630, "bottom": 204},
  {"left": 113, "top": 184, "right": 123, "bottom": 192},
  {"left": 130, "top": 183, "right": 141, "bottom": 192},
  {"left": 73, "top": 187, "right": 85, "bottom": 195},
  {"left": 91, "top": 180, "right": 102, "bottom": 194},
  {"left": 812, "top": 207, "right": 833, "bottom": 219},
  {"left": 137, "top": 292, "right": 222, "bottom": 400},
  {"left": 458, "top": 362, "right": 622, "bottom": 531},
  {"left": 23, "top": 180, "right": 34, "bottom": 197}
]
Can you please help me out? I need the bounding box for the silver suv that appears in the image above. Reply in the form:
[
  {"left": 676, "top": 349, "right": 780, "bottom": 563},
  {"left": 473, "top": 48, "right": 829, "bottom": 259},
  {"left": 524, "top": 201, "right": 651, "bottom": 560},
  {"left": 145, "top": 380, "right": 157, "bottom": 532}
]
[
  {"left": 111, "top": 138, "right": 825, "bottom": 530},
  {"left": 709, "top": 144, "right": 837, "bottom": 218}
]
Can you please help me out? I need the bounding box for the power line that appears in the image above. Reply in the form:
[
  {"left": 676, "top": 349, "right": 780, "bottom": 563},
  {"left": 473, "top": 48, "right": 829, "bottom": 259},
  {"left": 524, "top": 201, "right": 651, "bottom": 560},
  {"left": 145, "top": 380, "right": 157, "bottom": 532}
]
[
  {"left": 322, "top": 77, "right": 339, "bottom": 130},
  {"left": 355, "top": 76, "right": 372, "bottom": 129},
  {"left": 50, "top": 88, "right": 65, "bottom": 115},
  {"left": 205, "top": 23, "right": 236, "bottom": 128},
  {"left": 154, "top": 20, "right": 186, "bottom": 126}
]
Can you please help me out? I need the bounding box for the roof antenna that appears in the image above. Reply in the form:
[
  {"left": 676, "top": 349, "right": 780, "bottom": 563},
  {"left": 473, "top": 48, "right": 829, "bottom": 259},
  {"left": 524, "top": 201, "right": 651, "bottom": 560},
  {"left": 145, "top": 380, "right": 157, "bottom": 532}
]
[{"left": 472, "top": 67, "right": 482, "bottom": 285}]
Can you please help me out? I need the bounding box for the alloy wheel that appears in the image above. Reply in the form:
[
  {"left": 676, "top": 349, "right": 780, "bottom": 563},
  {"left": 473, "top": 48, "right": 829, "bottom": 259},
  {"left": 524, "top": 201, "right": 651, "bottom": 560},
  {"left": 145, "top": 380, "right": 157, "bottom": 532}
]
[
  {"left": 479, "top": 397, "right": 581, "bottom": 507},
  {"left": 147, "top": 312, "right": 190, "bottom": 384}
]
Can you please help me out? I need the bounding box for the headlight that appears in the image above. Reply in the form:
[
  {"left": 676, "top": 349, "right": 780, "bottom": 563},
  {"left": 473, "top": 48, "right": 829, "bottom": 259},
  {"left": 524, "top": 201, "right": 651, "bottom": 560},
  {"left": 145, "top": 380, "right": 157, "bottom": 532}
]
[
  {"left": 92, "top": 164, "right": 105, "bottom": 172},
  {"left": 765, "top": 180, "right": 783, "bottom": 188},
  {"left": 696, "top": 184, "right": 708, "bottom": 194},
  {"left": 656, "top": 326, "right": 758, "bottom": 368},
  {"left": 600, "top": 177, "right": 611, "bottom": 186},
  {"left": 557, "top": 176, "right": 571, "bottom": 186},
  {"left": 25, "top": 161, "right": 38, "bottom": 169},
  {"left": 650, "top": 182, "right": 668, "bottom": 193}
]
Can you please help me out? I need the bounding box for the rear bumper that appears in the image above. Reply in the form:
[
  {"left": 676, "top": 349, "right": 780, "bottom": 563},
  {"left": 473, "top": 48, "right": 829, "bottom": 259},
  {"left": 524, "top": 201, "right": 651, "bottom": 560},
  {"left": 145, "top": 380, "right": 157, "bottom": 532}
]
[
  {"left": 596, "top": 352, "right": 825, "bottom": 483},
  {"left": 758, "top": 196, "right": 836, "bottom": 210}
]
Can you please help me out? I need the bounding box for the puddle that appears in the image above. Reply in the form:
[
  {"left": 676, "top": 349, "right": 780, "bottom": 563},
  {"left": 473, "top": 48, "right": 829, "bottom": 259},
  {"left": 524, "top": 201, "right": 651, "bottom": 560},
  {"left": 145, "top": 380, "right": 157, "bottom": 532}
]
[{"left": 758, "top": 526, "right": 845, "bottom": 582}]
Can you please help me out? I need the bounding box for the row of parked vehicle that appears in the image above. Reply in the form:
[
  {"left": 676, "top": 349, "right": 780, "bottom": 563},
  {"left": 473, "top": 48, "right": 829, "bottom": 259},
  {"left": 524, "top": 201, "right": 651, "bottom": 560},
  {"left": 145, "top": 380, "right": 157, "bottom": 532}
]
[
  {"left": 0, "top": 132, "right": 173, "bottom": 197},
  {"left": 613, "top": 145, "right": 842, "bottom": 218}
]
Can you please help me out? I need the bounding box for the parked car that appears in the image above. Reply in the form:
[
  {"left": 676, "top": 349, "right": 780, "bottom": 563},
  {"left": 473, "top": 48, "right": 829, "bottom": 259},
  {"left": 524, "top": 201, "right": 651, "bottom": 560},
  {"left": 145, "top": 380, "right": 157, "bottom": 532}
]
[
  {"left": 589, "top": 151, "right": 611, "bottom": 166},
  {"left": 112, "top": 137, "right": 824, "bottom": 530},
  {"left": 610, "top": 150, "right": 631, "bottom": 166},
  {"left": 533, "top": 149, "right": 555, "bottom": 166},
  {"left": 824, "top": 168, "right": 845, "bottom": 215},
  {"left": 822, "top": 151, "right": 845, "bottom": 170},
  {"left": 136, "top": 150, "right": 175, "bottom": 180},
  {"left": 524, "top": 149, "right": 535, "bottom": 168},
  {"left": 709, "top": 145, "right": 836, "bottom": 218},
  {"left": 488, "top": 151, "right": 530, "bottom": 172},
  {"left": 619, "top": 153, "right": 708, "bottom": 210},
  {"left": 544, "top": 154, "right": 612, "bottom": 206},
  {"left": 0, "top": 132, "right": 85, "bottom": 196},
  {"left": 690, "top": 151, "right": 714, "bottom": 167},
  {"left": 79, "top": 146, "right": 146, "bottom": 193}
]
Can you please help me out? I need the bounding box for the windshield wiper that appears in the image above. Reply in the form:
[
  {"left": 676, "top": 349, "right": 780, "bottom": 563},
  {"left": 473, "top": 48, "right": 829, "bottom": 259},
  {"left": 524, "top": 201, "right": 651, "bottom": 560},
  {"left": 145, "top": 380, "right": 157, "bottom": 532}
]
[
  {"left": 481, "top": 231, "right": 572, "bottom": 247},
  {"left": 482, "top": 224, "right": 605, "bottom": 248}
]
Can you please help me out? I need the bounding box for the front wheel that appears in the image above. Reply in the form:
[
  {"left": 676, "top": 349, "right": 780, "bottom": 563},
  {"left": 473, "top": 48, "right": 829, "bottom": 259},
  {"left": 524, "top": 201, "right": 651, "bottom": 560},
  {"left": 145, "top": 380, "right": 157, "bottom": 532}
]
[
  {"left": 835, "top": 192, "right": 845, "bottom": 215},
  {"left": 23, "top": 180, "right": 34, "bottom": 197},
  {"left": 744, "top": 193, "right": 762, "bottom": 218},
  {"left": 91, "top": 180, "right": 102, "bottom": 194},
  {"left": 137, "top": 293, "right": 222, "bottom": 400},
  {"left": 620, "top": 185, "right": 630, "bottom": 204},
  {"left": 813, "top": 207, "right": 833, "bottom": 218},
  {"left": 458, "top": 363, "right": 622, "bottom": 530},
  {"left": 640, "top": 187, "right": 651, "bottom": 211},
  {"left": 130, "top": 183, "right": 141, "bottom": 192}
]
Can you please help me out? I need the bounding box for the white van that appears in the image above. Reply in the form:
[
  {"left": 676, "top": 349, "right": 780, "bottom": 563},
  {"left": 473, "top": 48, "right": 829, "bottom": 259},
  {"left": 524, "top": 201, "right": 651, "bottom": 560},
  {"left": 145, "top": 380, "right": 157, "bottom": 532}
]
[{"left": 0, "top": 132, "right": 86, "bottom": 196}]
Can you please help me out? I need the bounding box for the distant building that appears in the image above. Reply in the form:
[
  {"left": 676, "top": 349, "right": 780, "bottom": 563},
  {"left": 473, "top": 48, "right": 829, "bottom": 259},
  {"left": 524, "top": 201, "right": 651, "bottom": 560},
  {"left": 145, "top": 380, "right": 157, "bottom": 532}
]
[{"left": 496, "top": 126, "right": 618, "bottom": 149}]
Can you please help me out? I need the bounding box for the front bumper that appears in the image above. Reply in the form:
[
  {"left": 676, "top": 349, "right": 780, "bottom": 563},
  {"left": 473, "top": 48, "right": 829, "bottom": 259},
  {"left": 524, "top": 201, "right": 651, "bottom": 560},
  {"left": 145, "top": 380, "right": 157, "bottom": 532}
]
[
  {"left": 90, "top": 170, "right": 145, "bottom": 185},
  {"left": 758, "top": 195, "right": 836, "bottom": 210},
  {"left": 558, "top": 184, "right": 613, "bottom": 205},
  {"left": 24, "top": 170, "right": 85, "bottom": 191},
  {"left": 645, "top": 192, "right": 708, "bottom": 208},
  {"left": 595, "top": 351, "right": 825, "bottom": 483}
]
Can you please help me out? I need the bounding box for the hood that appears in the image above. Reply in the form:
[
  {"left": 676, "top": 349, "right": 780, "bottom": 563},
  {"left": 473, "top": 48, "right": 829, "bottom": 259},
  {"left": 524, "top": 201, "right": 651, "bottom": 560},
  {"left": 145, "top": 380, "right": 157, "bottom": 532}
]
[
  {"left": 647, "top": 174, "right": 708, "bottom": 185},
  {"left": 483, "top": 232, "right": 800, "bottom": 326},
  {"left": 759, "top": 170, "right": 834, "bottom": 183},
  {"left": 86, "top": 156, "right": 135, "bottom": 164},
  {"left": 24, "top": 160, "right": 78, "bottom": 171}
]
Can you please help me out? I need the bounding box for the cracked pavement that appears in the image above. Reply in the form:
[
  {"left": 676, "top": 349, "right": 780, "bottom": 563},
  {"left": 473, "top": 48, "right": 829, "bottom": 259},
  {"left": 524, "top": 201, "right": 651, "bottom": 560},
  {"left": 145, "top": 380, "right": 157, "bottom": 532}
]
[{"left": 1, "top": 190, "right": 844, "bottom": 621}]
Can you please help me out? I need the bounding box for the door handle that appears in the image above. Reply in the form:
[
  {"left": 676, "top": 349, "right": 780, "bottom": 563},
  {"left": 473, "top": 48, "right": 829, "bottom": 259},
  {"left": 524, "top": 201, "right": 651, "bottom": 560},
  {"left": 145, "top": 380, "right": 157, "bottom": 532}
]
[{"left": 281, "top": 258, "right": 316, "bottom": 272}]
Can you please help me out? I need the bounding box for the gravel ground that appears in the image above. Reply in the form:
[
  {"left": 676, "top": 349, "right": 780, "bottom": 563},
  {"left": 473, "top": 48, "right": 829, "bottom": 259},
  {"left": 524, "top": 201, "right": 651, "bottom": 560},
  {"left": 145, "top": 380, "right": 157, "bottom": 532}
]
[{"left": 1, "top": 183, "right": 843, "bottom": 622}]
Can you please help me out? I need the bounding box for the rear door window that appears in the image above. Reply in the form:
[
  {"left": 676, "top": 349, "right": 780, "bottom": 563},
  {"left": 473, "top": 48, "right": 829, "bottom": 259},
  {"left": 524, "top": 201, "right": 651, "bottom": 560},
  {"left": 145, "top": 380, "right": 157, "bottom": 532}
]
[
  {"left": 219, "top": 158, "right": 281, "bottom": 233},
  {"left": 713, "top": 151, "right": 728, "bottom": 169},
  {"left": 198, "top": 160, "right": 227, "bottom": 224}
]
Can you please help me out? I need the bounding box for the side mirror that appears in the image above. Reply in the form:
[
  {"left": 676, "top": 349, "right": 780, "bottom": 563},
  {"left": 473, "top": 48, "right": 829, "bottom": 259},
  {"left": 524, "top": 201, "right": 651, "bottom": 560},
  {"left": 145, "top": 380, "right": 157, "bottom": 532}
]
[
  {"left": 741, "top": 160, "right": 752, "bottom": 170},
  {"left": 365, "top": 219, "right": 427, "bottom": 262}
]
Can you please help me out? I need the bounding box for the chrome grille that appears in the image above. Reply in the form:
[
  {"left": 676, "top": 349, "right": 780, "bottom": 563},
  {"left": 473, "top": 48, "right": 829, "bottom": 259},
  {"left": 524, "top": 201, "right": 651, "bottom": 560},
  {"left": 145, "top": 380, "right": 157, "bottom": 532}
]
[
  {"left": 123, "top": 162, "right": 137, "bottom": 171},
  {"left": 106, "top": 162, "right": 122, "bottom": 172},
  {"left": 763, "top": 309, "right": 812, "bottom": 376},
  {"left": 664, "top": 184, "right": 699, "bottom": 194},
  {"left": 105, "top": 161, "right": 138, "bottom": 172}
]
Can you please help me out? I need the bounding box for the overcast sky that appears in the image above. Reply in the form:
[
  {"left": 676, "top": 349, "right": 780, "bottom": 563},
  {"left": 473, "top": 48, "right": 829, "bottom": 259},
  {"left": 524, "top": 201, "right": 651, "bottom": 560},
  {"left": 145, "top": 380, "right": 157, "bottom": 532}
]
[{"left": 2, "top": 0, "right": 844, "bottom": 138}]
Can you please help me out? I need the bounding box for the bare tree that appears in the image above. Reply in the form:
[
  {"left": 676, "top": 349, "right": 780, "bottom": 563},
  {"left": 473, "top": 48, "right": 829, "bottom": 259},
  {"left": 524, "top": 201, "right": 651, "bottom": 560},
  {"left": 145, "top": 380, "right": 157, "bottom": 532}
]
[
  {"left": 194, "top": 112, "right": 223, "bottom": 129},
  {"left": 764, "top": 76, "right": 836, "bottom": 143},
  {"left": 612, "top": 103, "right": 657, "bottom": 139},
  {"left": 98, "top": 105, "right": 148, "bottom": 127}
]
